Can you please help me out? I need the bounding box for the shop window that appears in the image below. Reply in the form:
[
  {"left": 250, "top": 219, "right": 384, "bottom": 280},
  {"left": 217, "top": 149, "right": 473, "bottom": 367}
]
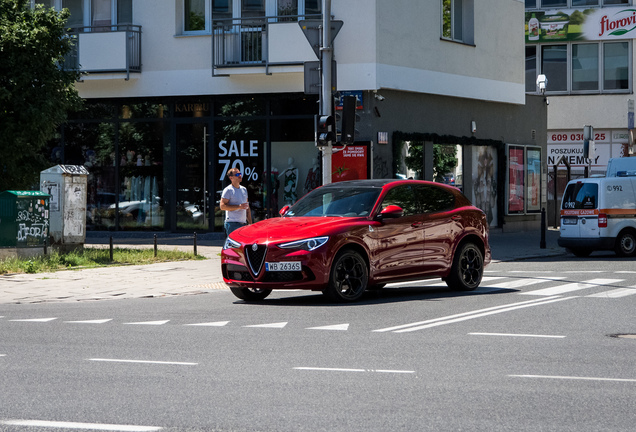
[
  {"left": 441, "top": 0, "right": 474, "bottom": 45},
  {"left": 472, "top": 146, "right": 498, "bottom": 227},
  {"left": 572, "top": 43, "right": 598, "bottom": 92},
  {"left": 507, "top": 145, "right": 542, "bottom": 215}
]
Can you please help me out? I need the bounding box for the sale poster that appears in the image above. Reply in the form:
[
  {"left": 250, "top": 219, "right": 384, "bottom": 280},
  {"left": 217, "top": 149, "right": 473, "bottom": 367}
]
[{"left": 331, "top": 145, "right": 368, "bottom": 183}]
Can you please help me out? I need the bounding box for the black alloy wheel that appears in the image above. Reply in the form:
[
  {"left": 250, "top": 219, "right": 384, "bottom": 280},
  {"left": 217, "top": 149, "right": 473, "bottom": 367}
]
[
  {"left": 324, "top": 250, "right": 368, "bottom": 302},
  {"left": 445, "top": 242, "right": 484, "bottom": 291}
]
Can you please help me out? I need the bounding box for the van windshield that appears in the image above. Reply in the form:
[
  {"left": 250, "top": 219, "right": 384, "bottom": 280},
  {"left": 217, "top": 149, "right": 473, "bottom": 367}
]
[{"left": 562, "top": 182, "right": 598, "bottom": 210}]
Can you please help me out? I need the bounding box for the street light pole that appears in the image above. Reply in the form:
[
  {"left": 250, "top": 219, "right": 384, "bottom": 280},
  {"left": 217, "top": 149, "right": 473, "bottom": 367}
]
[{"left": 321, "top": 0, "right": 333, "bottom": 185}]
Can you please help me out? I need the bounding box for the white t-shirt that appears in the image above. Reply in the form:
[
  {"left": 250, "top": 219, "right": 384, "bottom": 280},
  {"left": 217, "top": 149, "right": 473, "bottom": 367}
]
[{"left": 222, "top": 184, "right": 248, "bottom": 223}]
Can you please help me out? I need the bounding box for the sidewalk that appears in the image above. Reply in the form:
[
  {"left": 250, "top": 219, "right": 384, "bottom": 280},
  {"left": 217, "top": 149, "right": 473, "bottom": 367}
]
[{"left": 0, "top": 228, "right": 566, "bottom": 305}]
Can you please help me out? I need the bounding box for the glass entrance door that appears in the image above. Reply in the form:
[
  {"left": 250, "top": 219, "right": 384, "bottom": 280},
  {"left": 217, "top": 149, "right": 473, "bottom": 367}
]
[{"left": 176, "top": 122, "right": 210, "bottom": 230}]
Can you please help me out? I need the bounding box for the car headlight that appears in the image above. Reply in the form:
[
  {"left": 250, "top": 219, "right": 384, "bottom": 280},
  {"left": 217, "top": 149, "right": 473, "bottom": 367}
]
[
  {"left": 223, "top": 236, "right": 241, "bottom": 250},
  {"left": 279, "top": 236, "right": 329, "bottom": 251}
]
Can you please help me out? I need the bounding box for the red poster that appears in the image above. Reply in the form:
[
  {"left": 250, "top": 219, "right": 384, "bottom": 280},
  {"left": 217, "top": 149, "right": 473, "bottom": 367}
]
[
  {"left": 331, "top": 145, "right": 368, "bottom": 183},
  {"left": 508, "top": 147, "right": 525, "bottom": 213}
]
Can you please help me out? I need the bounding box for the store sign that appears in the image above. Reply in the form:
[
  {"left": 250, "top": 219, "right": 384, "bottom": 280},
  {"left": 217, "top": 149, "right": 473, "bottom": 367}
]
[
  {"left": 525, "top": 7, "right": 636, "bottom": 43},
  {"left": 546, "top": 129, "right": 626, "bottom": 167}
]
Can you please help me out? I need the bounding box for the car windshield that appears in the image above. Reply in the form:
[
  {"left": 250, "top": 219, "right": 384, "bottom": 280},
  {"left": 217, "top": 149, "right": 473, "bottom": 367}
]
[{"left": 285, "top": 186, "right": 382, "bottom": 217}]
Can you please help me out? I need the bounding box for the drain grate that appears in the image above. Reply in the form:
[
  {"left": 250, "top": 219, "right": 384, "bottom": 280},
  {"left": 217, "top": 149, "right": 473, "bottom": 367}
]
[{"left": 610, "top": 334, "right": 636, "bottom": 339}]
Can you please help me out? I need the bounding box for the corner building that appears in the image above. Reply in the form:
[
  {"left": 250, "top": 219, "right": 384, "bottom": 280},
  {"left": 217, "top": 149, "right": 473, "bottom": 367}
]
[{"left": 43, "top": 0, "right": 546, "bottom": 234}]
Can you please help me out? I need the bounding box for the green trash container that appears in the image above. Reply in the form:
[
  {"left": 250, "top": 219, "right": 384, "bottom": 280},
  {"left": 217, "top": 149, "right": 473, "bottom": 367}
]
[{"left": 0, "top": 190, "right": 50, "bottom": 251}]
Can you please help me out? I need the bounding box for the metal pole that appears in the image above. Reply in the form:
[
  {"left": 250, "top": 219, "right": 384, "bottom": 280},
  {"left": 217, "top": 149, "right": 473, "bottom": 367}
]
[
  {"left": 154, "top": 234, "right": 158, "bottom": 257},
  {"left": 321, "top": 0, "right": 333, "bottom": 185},
  {"left": 109, "top": 236, "right": 113, "bottom": 262},
  {"left": 193, "top": 232, "right": 198, "bottom": 256}
]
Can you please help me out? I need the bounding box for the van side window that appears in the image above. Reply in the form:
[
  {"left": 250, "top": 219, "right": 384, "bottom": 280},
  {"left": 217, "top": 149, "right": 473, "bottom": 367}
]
[{"left": 562, "top": 183, "right": 599, "bottom": 210}]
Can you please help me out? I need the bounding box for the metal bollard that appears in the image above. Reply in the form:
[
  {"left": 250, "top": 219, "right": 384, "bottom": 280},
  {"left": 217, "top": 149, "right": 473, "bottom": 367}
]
[
  {"left": 154, "top": 234, "right": 158, "bottom": 257},
  {"left": 540, "top": 207, "right": 547, "bottom": 249},
  {"left": 44, "top": 238, "right": 47, "bottom": 256},
  {"left": 109, "top": 236, "right": 114, "bottom": 261},
  {"left": 193, "top": 232, "right": 198, "bottom": 256}
]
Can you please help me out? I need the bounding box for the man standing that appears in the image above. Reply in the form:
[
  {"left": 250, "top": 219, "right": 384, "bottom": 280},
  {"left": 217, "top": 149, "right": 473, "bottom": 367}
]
[{"left": 220, "top": 167, "right": 252, "bottom": 236}]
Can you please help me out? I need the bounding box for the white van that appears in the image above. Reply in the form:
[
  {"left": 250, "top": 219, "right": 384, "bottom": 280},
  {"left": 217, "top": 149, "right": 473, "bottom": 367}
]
[
  {"left": 558, "top": 175, "right": 636, "bottom": 257},
  {"left": 606, "top": 157, "right": 636, "bottom": 177}
]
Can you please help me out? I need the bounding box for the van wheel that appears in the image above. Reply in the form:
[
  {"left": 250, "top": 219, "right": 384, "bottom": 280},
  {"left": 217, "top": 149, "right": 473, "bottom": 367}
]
[
  {"left": 615, "top": 230, "right": 636, "bottom": 257},
  {"left": 571, "top": 248, "right": 592, "bottom": 257}
]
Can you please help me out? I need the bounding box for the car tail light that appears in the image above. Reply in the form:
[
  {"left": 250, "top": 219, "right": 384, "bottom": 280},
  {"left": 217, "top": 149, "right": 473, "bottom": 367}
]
[{"left": 598, "top": 213, "right": 607, "bottom": 228}]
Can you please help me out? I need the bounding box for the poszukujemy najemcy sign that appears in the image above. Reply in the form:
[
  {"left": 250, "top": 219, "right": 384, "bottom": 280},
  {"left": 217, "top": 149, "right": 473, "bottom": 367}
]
[{"left": 526, "top": 7, "right": 636, "bottom": 43}]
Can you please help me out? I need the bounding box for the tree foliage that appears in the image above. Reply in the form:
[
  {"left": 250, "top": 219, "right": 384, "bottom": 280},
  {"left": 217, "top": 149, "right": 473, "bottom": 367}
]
[
  {"left": 0, "top": 0, "right": 82, "bottom": 191},
  {"left": 403, "top": 142, "right": 458, "bottom": 182}
]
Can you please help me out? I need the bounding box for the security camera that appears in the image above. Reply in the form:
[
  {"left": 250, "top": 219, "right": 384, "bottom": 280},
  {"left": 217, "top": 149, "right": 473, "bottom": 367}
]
[
  {"left": 536, "top": 74, "right": 548, "bottom": 93},
  {"left": 374, "top": 93, "right": 385, "bottom": 101}
]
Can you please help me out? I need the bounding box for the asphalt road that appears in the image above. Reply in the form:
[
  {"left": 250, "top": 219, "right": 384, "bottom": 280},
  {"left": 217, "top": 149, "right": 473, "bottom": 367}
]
[{"left": 1, "top": 254, "right": 635, "bottom": 432}]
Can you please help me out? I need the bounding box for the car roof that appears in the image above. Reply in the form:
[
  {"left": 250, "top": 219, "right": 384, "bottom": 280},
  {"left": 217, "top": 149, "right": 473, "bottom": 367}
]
[{"left": 318, "top": 179, "right": 440, "bottom": 189}]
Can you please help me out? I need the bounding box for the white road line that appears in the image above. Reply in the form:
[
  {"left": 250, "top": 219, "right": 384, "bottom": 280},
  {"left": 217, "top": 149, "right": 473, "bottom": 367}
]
[
  {"left": 306, "top": 324, "right": 349, "bottom": 331},
  {"left": 509, "top": 374, "right": 636, "bottom": 383},
  {"left": 294, "top": 367, "right": 415, "bottom": 374},
  {"left": 185, "top": 321, "right": 230, "bottom": 326},
  {"left": 64, "top": 319, "right": 113, "bottom": 324},
  {"left": 9, "top": 318, "right": 57, "bottom": 322},
  {"left": 586, "top": 287, "right": 636, "bottom": 298},
  {"left": 373, "top": 296, "right": 563, "bottom": 333},
  {"left": 508, "top": 271, "right": 555, "bottom": 273},
  {"left": 243, "top": 322, "right": 288, "bottom": 328},
  {"left": 0, "top": 354, "right": 6, "bottom": 357},
  {"left": 123, "top": 320, "right": 170, "bottom": 325},
  {"left": 88, "top": 358, "right": 197, "bottom": 366},
  {"left": 394, "top": 297, "right": 576, "bottom": 333},
  {"left": 385, "top": 276, "right": 505, "bottom": 288},
  {"left": 487, "top": 277, "right": 566, "bottom": 289},
  {"left": 469, "top": 332, "right": 566, "bottom": 339},
  {"left": 520, "top": 278, "right": 623, "bottom": 296},
  {"left": 0, "top": 419, "right": 161, "bottom": 431}
]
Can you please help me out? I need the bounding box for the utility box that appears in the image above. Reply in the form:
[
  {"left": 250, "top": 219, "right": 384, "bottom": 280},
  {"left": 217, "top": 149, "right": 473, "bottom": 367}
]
[
  {"left": 40, "top": 165, "right": 89, "bottom": 251},
  {"left": 0, "top": 190, "right": 50, "bottom": 259}
]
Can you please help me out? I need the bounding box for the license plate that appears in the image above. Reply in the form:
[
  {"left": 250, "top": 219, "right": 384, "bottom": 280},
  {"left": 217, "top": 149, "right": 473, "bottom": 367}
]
[
  {"left": 562, "top": 218, "right": 578, "bottom": 225},
  {"left": 266, "top": 262, "right": 302, "bottom": 272}
]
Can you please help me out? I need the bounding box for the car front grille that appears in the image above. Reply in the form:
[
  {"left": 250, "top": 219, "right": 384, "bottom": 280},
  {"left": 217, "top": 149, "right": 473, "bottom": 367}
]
[
  {"left": 223, "top": 264, "right": 254, "bottom": 282},
  {"left": 245, "top": 244, "right": 267, "bottom": 276}
]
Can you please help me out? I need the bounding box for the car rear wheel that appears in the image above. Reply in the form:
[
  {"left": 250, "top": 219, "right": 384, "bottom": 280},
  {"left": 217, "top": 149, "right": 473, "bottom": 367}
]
[
  {"left": 323, "top": 250, "right": 368, "bottom": 302},
  {"left": 445, "top": 242, "right": 484, "bottom": 291},
  {"left": 230, "top": 287, "right": 272, "bottom": 301},
  {"left": 615, "top": 230, "right": 636, "bottom": 257}
]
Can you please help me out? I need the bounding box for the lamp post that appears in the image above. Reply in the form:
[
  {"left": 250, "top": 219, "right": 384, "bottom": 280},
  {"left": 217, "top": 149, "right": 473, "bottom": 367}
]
[{"left": 320, "top": 0, "right": 333, "bottom": 185}]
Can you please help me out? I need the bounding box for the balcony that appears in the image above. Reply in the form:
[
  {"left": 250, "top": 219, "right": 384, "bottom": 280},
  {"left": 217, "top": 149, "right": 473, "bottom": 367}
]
[
  {"left": 64, "top": 25, "right": 142, "bottom": 80},
  {"left": 212, "top": 15, "right": 318, "bottom": 76}
]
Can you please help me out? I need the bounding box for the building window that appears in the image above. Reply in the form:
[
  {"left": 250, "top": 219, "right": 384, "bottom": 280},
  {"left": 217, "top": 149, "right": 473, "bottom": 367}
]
[
  {"left": 527, "top": 41, "right": 631, "bottom": 94},
  {"left": 34, "top": 0, "right": 132, "bottom": 27},
  {"left": 185, "top": 0, "right": 206, "bottom": 32},
  {"left": 441, "top": 0, "right": 474, "bottom": 44},
  {"left": 526, "top": 0, "right": 630, "bottom": 7}
]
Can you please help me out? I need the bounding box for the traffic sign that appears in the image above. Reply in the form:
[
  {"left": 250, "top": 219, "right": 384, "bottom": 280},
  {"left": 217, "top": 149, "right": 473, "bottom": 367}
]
[{"left": 299, "top": 19, "right": 343, "bottom": 59}]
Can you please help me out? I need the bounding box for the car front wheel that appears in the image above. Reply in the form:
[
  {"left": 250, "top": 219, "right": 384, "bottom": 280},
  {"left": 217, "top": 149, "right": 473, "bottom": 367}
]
[
  {"left": 230, "top": 287, "right": 272, "bottom": 301},
  {"left": 445, "top": 242, "right": 484, "bottom": 291},
  {"left": 615, "top": 230, "right": 636, "bottom": 257},
  {"left": 323, "top": 250, "right": 368, "bottom": 302}
]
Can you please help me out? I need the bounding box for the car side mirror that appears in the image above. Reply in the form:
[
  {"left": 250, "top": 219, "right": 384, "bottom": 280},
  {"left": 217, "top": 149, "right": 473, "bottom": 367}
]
[
  {"left": 376, "top": 204, "right": 403, "bottom": 220},
  {"left": 279, "top": 205, "right": 290, "bottom": 216}
]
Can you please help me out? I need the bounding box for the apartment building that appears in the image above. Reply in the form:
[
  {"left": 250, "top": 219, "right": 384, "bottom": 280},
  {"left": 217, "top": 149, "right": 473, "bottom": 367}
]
[
  {"left": 525, "top": 0, "right": 636, "bottom": 224},
  {"left": 38, "top": 0, "right": 545, "bottom": 233}
]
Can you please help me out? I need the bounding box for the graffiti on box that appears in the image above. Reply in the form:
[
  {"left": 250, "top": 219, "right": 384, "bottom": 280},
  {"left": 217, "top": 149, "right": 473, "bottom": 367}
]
[{"left": 16, "top": 199, "right": 49, "bottom": 246}]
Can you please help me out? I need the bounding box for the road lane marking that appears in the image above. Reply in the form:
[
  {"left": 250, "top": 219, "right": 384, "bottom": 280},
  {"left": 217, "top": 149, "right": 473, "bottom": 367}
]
[
  {"left": 88, "top": 358, "right": 197, "bottom": 366},
  {"left": 586, "top": 287, "right": 636, "bottom": 298},
  {"left": 185, "top": 321, "right": 230, "bottom": 326},
  {"left": 509, "top": 374, "right": 636, "bottom": 383},
  {"left": 373, "top": 296, "right": 564, "bottom": 333},
  {"left": 294, "top": 367, "right": 415, "bottom": 374},
  {"left": 123, "top": 320, "right": 170, "bottom": 325},
  {"left": 9, "top": 318, "right": 57, "bottom": 322},
  {"left": 243, "top": 322, "right": 288, "bottom": 328},
  {"left": 306, "top": 324, "right": 349, "bottom": 331},
  {"left": 64, "top": 319, "right": 113, "bottom": 324},
  {"left": 469, "top": 332, "right": 566, "bottom": 339},
  {"left": 394, "top": 297, "right": 576, "bottom": 332},
  {"left": 0, "top": 419, "right": 161, "bottom": 431},
  {"left": 520, "top": 278, "right": 623, "bottom": 296},
  {"left": 385, "top": 276, "right": 505, "bottom": 288},
  {"left": 486, "top": 277, "right": 566, "bottom": 289}
]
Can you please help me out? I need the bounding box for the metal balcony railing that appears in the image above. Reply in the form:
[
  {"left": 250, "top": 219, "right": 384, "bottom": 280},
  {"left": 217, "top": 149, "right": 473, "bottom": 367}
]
[
  {"left": 212, "top": 14, "right": 320, "bottom": 76},
  {"left": 63, "top": 25, "right": 142, "bottom": 80}
]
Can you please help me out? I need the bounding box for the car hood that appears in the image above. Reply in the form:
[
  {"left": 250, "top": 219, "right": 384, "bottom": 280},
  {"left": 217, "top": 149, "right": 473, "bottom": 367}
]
[{"left": 231, "top": 216, "right": 365, "bottom": 244}]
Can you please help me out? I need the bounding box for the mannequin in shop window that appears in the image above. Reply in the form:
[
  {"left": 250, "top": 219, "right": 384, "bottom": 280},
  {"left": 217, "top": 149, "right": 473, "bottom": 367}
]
[
  {"left": 304, "top": 154, "right": 321, "bottom": 194},
  {"left": 279, "top": 157, "right": 298, "bottom": 205}
]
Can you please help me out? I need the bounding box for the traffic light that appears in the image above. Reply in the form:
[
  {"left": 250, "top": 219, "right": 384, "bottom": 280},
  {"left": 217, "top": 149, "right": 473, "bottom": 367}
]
[
  {"left": 316, "top": 114, "right": 336, "bottom": 147},
  {"left": 340, "top": 95, "right": 356, "bottom": 144}
]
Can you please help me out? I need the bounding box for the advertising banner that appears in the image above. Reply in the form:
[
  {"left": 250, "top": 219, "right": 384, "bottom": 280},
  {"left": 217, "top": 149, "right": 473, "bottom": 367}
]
[
  {"left": 331, "top": 144, "right": 369, "bottom": 183},
  {"left": 508, "top": 146, "right": 525, "bottom": 214},
  {"left": 526, "top": 7, "right": 636, "bottom": 43}
]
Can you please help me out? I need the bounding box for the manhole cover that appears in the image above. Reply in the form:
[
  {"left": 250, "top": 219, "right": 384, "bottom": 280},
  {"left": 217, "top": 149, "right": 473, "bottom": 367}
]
[{"left": 610, "top": 334, "right": 636, "bottom": 339}]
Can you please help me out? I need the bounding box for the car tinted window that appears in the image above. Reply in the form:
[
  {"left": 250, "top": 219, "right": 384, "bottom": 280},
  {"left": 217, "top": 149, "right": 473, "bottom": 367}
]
[
  {"left": 415, "top": 185, "right": 456, "bottom": 213},
  {"left": 381, "top": 185, "right": 418, "bottom": 216},
  {"left": 286, "top": 187, "right": 381, "bottom": 217},
  {"left": 562, "top": 182, "right": 598, "bottom": 210}
]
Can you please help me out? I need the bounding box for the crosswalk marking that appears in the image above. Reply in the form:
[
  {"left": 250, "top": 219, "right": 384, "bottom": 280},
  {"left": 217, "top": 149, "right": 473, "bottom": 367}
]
[
  {"left": 64, "top": 319, "right": 113, "bottom": 324},
  {"left": 307, "top": 324, "right": 349, "bottom": 331},
  {"left": 243, "top": 322, "right": 288, "bottom": 328},
  {"left": 9, "top": 318, "right": 57, "bottom": 322},
  {"left": 185, "top": 321, "right": 230, "bottom": 327},
  {"left": 520, "top": 278, "right": 623, "bottom": 296},
  {"left": 123, "top": 320, "right": 170, "bottom": 325},
  {"left": 586, "top": 287, "right": 636, "bottom": 298},
  {"left": 486, "top": 277, "right": 566, "bottom": 289}
]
